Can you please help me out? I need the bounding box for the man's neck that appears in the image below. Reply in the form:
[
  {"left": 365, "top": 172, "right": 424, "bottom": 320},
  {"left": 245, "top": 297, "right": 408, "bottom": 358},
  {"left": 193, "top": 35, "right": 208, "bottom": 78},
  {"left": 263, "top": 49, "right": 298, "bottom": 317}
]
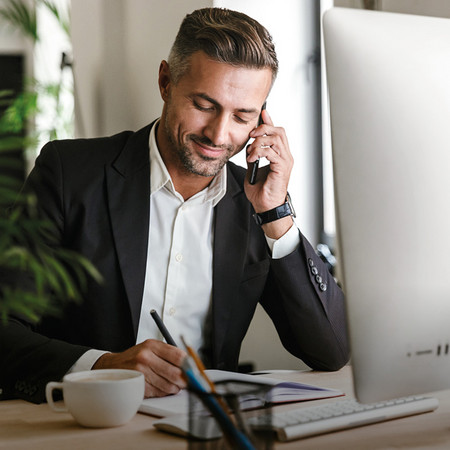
[{"left": 171, "top": 172, "right": 214, "bottom": 201}]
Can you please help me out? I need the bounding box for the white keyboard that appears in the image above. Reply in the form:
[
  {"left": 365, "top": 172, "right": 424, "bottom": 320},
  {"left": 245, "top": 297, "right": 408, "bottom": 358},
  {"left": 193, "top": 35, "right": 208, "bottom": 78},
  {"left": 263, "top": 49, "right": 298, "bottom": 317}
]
[{"left": 249, "top": 396, "right": 439, "bottom": 441}]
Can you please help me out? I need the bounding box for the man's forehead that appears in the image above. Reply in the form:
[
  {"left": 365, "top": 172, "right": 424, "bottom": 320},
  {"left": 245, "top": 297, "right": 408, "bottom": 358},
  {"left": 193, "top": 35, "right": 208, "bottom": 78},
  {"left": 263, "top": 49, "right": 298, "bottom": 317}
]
[
  {"left": 183, "top": 51, "right": 272, "bottom": 84},
  {"left": 176, "top": 54, "right": 271, "bottom": 110}
]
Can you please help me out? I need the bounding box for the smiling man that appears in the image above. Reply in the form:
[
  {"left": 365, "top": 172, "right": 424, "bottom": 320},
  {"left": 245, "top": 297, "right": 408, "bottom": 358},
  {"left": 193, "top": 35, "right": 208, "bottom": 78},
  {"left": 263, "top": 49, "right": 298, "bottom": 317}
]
[{"left": 0, "top": 7, "right": 349, "bottom": 403}]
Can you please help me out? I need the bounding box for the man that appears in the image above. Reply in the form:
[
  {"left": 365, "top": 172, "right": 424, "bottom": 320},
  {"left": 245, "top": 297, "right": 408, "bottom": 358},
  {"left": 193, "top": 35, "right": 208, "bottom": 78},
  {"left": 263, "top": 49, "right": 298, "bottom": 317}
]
[{"left": 0, "top": 7, "right": 349, "bottom": 403}]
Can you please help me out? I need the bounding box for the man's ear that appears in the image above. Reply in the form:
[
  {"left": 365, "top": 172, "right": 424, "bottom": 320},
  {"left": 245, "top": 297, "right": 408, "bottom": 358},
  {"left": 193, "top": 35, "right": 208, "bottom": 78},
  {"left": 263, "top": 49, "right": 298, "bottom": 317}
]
[{"left": 158, "top": 60, "right": 171, "bottom": 102}]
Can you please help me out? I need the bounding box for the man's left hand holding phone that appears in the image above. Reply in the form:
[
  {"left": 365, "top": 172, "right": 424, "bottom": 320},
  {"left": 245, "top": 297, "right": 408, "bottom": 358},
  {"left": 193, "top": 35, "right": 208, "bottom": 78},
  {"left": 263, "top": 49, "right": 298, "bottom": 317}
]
[{"left": 245, "top": 103, "right": 295, "bottom": 240}]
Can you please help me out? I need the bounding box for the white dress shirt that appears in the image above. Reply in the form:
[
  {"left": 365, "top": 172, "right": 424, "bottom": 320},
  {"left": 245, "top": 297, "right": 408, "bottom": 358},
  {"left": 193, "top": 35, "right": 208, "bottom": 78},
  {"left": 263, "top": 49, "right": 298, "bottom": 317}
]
[
  {"left": 135, "top": 121, "right": 227, "bottom": 352},
  {"left": 69, "top": 121, "right": 301, "bottom": 372}
]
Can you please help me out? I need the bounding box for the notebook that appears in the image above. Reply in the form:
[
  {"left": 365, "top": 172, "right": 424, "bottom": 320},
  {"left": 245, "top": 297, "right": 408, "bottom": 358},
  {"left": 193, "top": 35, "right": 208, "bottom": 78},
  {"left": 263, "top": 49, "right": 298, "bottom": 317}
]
[{"left": 139, "top": 369, "right": 343, "bottom": 417}]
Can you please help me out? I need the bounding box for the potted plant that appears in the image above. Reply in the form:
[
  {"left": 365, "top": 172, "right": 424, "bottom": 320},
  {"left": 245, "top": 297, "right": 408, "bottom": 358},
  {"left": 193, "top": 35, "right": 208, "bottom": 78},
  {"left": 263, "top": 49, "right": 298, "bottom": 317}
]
[{"left": 0, "top": 0, "right": 101, "bottom": 323}]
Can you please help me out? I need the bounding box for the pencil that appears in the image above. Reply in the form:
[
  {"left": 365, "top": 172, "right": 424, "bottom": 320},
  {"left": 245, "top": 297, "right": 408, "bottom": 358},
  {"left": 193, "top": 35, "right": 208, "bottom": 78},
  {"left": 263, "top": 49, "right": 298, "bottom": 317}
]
[
  {"left": 180, "top": 336, "right": 215, "bottom": 390},
  {"left": 180, "top": 336, "right": 232, "bottom": 415},
  {"left": 150, "top": 309, "right": 177, "bottom": 346}
]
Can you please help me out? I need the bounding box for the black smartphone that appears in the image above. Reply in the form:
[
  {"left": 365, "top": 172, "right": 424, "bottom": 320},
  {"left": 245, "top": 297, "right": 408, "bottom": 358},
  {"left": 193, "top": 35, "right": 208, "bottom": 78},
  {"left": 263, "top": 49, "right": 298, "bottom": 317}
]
[{"left": 250, "top": 102, "right": 266, "bottom": 185}]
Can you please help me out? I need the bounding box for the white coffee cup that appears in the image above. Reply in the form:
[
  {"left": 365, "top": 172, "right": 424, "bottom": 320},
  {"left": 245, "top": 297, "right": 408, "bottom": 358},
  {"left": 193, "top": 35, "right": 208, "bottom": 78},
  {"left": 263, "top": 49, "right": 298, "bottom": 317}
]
[{"left": 46, "top": 369, "right": 145, "bottom": 428}]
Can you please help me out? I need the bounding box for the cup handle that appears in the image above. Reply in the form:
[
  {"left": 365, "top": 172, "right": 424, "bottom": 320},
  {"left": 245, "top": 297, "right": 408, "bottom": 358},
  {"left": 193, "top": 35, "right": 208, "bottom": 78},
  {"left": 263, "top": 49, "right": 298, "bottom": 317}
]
[{"left": 46, "top": 382, "right": 68, "bottom": 412}]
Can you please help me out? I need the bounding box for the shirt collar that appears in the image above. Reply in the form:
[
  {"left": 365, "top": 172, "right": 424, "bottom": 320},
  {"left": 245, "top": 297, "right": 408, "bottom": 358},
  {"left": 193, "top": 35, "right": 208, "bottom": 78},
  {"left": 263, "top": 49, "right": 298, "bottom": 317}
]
[{"left": 149, "top": 120, "right": 227, "bottom": 207}]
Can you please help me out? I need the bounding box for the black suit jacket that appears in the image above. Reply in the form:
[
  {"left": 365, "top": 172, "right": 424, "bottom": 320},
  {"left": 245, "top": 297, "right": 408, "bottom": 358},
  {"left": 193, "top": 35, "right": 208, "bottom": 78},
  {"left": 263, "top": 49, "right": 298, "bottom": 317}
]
[{"left": 0, "top": 123, "right": 349, "bottom": 403}]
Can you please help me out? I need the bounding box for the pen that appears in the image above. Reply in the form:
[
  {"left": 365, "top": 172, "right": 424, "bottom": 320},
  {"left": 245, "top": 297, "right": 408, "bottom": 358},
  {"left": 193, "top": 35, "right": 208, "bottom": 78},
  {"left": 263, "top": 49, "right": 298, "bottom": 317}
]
[{"left": 150, "top": 309, "right": 177, "bottom": 346}]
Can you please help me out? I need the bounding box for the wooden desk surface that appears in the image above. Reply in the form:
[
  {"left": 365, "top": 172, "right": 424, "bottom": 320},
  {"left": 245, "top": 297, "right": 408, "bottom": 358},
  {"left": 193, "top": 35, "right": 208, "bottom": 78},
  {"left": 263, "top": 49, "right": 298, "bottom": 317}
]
[{"left": 1, "top": 366, "right": 450, "bottom": 449}]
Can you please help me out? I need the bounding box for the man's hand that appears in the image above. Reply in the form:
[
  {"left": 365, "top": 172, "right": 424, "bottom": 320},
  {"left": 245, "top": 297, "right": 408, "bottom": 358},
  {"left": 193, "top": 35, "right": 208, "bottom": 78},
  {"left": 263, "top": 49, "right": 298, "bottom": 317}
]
[
  {"left": 245, "top": 109, "right": 294, "bottom": 239},
  {"left": 92, "top": 339, "right": 187, "bottom": 398}
]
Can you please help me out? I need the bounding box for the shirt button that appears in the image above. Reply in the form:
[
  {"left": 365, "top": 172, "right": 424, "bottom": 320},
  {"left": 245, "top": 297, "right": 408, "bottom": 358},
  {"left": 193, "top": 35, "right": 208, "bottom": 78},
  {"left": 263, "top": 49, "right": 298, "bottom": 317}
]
[
  {"left": 175, "top": 253, "right": 183, "bottom": 262},
  {"left": 311, "top": 266, "right": 319, "bottom": 276},
  {"left": 169, "top": 307, "right": 176, "bottom": 316},
  {"left": 308, "top": 258, "right": 314, "bottom": 267},
  {"left": 315, "top": 275, "right": 323, "bottom": 283},
  {"left": 319, "top": 283, "right": 327, "bottom": 292}
]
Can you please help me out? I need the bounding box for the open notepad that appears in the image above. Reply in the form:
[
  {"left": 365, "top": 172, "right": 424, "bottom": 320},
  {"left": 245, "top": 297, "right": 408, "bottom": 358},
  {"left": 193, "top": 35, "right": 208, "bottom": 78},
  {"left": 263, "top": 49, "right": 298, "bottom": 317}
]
[{"left": 139, "top": 369, "right": 344, "bottom": 417}]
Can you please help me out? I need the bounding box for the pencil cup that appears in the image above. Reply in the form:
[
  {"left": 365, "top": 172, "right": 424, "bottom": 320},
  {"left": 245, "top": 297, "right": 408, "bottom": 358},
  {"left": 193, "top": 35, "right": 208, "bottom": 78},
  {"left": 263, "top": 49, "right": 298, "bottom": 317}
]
[{"left": 188, "top": 379, "right": 274, "bottom": 450}]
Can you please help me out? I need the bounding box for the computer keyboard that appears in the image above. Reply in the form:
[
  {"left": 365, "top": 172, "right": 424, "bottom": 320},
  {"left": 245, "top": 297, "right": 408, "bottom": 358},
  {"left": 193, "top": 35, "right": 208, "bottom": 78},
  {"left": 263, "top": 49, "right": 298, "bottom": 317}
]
[{"left": 249, "top": 395, "right": 439, "bottom": 441}]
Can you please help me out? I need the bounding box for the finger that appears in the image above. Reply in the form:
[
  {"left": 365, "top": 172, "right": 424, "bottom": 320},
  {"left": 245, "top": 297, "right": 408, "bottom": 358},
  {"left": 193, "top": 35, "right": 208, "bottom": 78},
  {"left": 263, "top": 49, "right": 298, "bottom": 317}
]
[
  {"left": 250, "top": 136, "right": 281, "bottom": 158},
  {"left": 141, "top": 359, "right": 186, "bottom": 397},
  {"left": 246, "top": 143, "right": 261, "bottom": 163},
  {"left": 145, "top": 340, "right": 187, "bottom": 384},
  {"left": 254, "top": 128, "right": 292, "bottom": 161},
  {"left": 128, "top": 340, "right": 187, "bottom": 394},
  {"left": 261, "top": 108, "right": 273, "bottom": 126},
  {"left": 144, "top": 377, "right": 181, "bottom": 398},
  {"left": 144, "top": 366, "right": 185, "bottom": 396},
  {"left": 151, "top": 339, "right": 187, "bottom": 366}
]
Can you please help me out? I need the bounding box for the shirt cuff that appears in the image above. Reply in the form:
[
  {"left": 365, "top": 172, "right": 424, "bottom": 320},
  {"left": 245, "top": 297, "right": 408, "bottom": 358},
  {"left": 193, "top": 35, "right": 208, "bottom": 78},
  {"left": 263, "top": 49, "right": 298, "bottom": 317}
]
[
  {"left": 265, "top": 223, "right": 301, "bottom": 259},
  {"left": 67, "top": 349, "right": 110, "bottom": 374}
]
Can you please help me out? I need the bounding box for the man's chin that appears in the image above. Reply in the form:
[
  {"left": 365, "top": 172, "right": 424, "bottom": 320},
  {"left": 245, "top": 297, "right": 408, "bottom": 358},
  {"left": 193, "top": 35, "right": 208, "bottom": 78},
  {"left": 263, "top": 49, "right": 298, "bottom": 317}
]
[
  {"left": 187, "top": 166, "right": 223, "bottom": 178},
  {"left": 187, "top": 159, "right": 227, "bottom": 177}
]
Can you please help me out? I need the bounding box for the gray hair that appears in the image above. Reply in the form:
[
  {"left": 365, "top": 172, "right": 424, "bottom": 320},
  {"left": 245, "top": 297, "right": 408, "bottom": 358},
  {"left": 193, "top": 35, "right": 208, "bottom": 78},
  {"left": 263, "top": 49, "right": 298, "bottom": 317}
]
[{"left": 168, "top": 8, "right": 278, "bottom": 85}]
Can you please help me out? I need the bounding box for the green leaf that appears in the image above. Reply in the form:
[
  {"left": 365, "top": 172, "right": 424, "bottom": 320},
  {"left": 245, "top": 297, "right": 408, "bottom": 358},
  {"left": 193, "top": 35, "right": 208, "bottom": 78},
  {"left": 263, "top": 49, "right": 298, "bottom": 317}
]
[
  {"left": 39, "top": 0, "right": 70, "bottom": 37},
  {"left": 0, "top": 0, "right": 39, "bottom": 42}
]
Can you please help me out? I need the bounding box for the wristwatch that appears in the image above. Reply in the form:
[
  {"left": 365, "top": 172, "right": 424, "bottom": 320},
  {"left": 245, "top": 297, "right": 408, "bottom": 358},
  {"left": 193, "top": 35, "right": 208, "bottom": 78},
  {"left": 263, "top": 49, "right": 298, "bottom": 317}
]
[{"left": 253, "top": 193, "right": 296, "bottom": 226}]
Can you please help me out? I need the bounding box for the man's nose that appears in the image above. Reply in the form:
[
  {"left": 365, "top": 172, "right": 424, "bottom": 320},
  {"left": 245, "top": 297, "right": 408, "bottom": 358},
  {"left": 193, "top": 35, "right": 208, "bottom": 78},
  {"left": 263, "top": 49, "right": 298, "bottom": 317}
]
[{"left": 203, "top": 113, "right": 230, "bottom": 147}]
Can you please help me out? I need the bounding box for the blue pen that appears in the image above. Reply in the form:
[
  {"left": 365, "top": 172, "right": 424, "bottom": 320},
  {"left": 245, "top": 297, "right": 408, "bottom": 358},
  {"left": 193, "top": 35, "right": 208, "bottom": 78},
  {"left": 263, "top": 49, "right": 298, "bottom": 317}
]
[{"left": 182, "top": 359, "right": 255, "bottom": 450}]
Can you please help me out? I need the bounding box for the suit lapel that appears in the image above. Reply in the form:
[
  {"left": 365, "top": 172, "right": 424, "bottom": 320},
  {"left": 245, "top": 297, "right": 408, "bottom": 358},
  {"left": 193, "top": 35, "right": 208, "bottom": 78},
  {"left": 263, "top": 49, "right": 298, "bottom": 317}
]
[
  {"left": 106, "top": 125, "right": 152, "bottom": 335},
  {"left": 212, "top": 167, "right": 250, "bottom": 365}
]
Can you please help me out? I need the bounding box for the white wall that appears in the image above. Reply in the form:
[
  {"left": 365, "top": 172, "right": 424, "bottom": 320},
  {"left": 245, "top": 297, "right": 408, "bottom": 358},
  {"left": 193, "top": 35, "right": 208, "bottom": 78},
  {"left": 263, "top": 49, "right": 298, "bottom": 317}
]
[{"left": 71, "top": 0, "right": 208, "bottom": 137}]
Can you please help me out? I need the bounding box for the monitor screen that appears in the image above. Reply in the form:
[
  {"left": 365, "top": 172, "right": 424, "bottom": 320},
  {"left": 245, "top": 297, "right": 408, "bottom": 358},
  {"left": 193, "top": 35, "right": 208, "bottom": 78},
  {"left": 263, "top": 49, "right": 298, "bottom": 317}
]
[{"left": 323, "top": 7, "right": 450, "bottom": 403}]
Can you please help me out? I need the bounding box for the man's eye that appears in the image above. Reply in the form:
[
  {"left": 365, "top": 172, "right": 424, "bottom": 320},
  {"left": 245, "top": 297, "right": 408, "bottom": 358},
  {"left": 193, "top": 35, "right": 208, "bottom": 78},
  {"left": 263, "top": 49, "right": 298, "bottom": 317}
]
[
  {"left": 194, "top": 102, "right": 214, "bottom": 112},
  {"left": 234, "top": 115, "right": 250, "bottom": 125}
]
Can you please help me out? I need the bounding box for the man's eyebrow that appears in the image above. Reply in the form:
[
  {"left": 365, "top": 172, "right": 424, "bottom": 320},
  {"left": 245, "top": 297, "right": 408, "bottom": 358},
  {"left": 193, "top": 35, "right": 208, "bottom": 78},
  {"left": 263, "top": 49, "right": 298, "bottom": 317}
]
[{"left": 192, "top": 93, "right": 259, "bottom": 114}]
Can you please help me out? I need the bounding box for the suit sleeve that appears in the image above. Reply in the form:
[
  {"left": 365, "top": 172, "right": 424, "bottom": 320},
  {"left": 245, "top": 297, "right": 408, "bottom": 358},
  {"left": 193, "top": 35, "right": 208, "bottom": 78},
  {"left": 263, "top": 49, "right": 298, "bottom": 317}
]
[
  {"left": 0, "top": 319, "right": 90, "bottom": 403},
  {"left": 260, "top": 230, "right": 349, "bottom": 371}
]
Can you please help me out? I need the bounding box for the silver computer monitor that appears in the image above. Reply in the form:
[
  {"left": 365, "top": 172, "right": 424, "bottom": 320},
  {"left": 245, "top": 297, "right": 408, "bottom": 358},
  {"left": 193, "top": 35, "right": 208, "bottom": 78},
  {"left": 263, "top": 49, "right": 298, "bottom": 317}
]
[{"left": 323, "top": 7, "right": 450, "bottom": 404}]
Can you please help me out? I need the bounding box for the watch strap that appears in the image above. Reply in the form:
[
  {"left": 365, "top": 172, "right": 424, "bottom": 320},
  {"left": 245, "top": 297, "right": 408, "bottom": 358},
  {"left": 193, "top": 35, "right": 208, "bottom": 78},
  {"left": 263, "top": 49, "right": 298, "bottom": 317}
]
[{"left": 253, "top": 195, "right": 295, "bottom": 226}]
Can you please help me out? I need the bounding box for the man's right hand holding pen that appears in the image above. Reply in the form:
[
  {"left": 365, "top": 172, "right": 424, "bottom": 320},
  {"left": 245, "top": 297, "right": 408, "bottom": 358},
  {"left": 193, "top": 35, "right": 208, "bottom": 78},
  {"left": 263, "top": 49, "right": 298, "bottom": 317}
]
[
  {"left": 92, "top": 339, "right": 187, "bottom": 398},
  {"left": 93, "top": 309, "right": 187, "bottom": 397}
]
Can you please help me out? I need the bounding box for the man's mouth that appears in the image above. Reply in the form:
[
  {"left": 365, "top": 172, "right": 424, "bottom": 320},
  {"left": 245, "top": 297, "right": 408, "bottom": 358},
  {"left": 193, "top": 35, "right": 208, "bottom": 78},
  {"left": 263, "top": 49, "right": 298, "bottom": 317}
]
[{"left": 190, "top": 136, "right": 231, "bottom": 158}]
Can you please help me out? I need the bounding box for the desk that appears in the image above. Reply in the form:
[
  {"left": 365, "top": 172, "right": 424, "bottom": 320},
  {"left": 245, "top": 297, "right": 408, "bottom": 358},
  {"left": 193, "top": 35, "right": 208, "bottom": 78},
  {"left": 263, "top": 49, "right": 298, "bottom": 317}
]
[{"left": 1, "top": 366, "right": 450, "bottom": 449}]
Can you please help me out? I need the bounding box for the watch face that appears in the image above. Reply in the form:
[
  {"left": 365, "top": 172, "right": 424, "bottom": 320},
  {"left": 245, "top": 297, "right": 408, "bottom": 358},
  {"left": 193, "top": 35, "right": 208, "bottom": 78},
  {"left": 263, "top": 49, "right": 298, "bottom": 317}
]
[{"left": 253, "top": 213, "right": 263, "bottom": 226}]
